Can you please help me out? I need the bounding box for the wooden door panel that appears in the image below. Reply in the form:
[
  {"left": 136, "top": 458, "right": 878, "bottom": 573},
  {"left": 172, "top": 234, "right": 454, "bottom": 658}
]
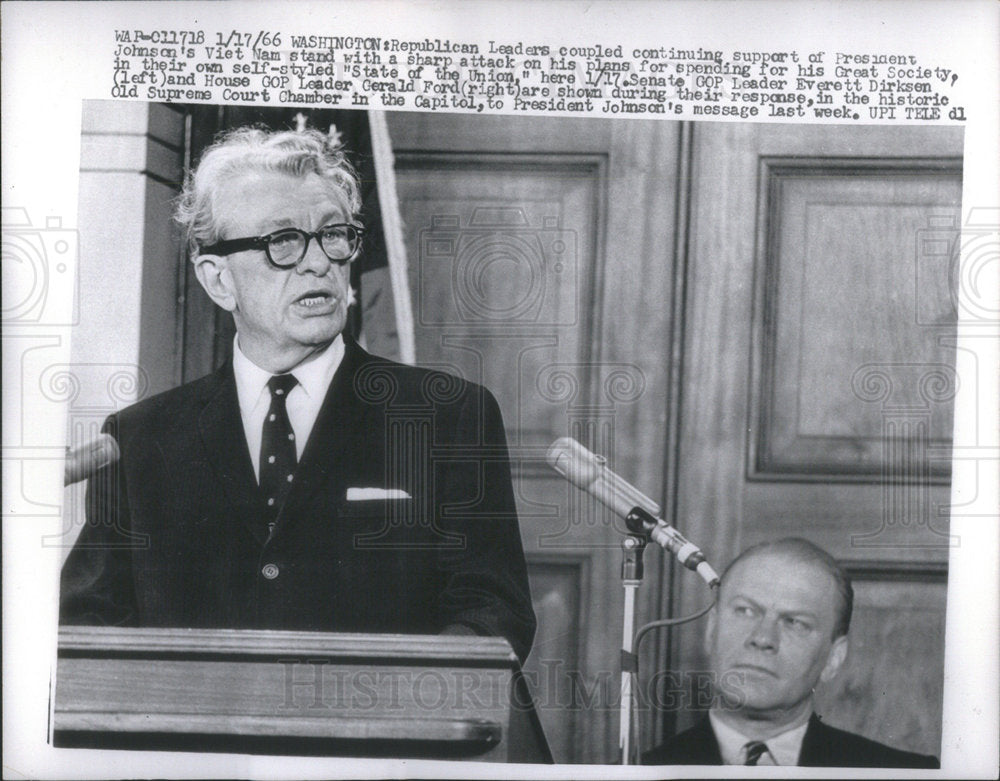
[
  {"left": 389, "top": 112, "right": 682, "bottom": 764},
  {"left": 393, "top": 155, "right": 599, "bottom": 429},
  {"left": 523, "top": 556, "right": 588, "bottom": 763},
  {"left": 753, "top": 165, "right": 961, "bottom": 479}
]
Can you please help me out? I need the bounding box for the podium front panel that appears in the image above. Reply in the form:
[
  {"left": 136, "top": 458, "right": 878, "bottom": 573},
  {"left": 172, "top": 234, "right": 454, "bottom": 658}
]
[{"left": 54, "top": 627, "right": 550, "bottom": 762}]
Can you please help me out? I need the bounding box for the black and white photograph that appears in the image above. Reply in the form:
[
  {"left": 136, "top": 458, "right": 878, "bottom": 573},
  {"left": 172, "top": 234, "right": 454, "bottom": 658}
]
[{"left": 2, "top": 2, "right": 997, "bottom": 778}]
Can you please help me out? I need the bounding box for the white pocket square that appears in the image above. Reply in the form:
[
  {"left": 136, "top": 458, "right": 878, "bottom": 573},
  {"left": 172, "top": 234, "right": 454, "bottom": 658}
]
[{"left": 346, "top": 487, "right": 411, "bottom": 501}]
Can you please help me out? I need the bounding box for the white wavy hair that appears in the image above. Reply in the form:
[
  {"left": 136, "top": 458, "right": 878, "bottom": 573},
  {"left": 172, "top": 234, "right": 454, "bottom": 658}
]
[{"left": 175, "top": 126, "right": 362, "bottom": 256}]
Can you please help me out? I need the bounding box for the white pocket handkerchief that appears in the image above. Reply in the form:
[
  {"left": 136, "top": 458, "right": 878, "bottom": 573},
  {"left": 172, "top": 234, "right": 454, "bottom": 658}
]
[{"left": 346, "top": 487, "right": 412, "bottom": 501}]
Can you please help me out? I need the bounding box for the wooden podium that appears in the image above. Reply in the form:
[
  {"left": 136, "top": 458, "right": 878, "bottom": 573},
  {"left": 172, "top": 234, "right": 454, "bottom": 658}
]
[{"left": 54, "top": 626, "right": 551, "bottom": 763}]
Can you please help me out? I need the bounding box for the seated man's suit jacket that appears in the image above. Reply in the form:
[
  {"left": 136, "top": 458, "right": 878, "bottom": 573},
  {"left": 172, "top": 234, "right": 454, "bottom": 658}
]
[
  {"left": 642, "top": 714, "right": 939, "bottom": 768},
  {"left": 60, "top": 338, "right": 536, "bottom": 662}
]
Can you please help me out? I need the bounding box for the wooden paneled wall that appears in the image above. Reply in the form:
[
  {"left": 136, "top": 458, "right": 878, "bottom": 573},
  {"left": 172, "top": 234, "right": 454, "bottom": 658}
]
[
  {"left": 666, "top": 123, "right": 961, "bottom": 758},
  {"left": 116, "top": 106, "right": 961, "bottom": 763}
]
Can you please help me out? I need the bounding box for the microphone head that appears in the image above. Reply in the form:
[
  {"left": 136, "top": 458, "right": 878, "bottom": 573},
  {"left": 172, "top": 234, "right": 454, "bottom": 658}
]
[
  {"left": 547, "top": 436, "right": 662, "bottom": 518},
  {"left": 546, "top": 437, "right": 604, "bottom": 489}
]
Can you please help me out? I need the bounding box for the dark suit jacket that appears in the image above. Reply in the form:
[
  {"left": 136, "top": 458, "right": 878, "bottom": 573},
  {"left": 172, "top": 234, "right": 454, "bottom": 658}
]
[
  {"left": 60, "top": 339, "right": 536, "bottom": 662},
  {"left": 642, "top": 713, "right": 939, "bottom": 768}
]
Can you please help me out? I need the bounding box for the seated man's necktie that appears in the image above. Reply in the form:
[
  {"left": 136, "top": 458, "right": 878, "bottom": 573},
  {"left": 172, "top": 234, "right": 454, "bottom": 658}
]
[
  {"left": 743, "top": 740, "right": 769, "bottom": 766},
  {"left": 259, "top": 374, "right": 298, "bottom": 538}
]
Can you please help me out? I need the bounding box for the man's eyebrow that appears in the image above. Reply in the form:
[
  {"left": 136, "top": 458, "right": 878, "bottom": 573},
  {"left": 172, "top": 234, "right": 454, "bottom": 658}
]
[
  {"left": 728, "top": 594, "right": 821, "bottom": 622},
  {"left": 259, "top": 213, "right": 351, "bottom": 234},
  {"left": 262, "top": 217, "right": 298, "bottom": 232},
  {"left": 728, "top": 593, "right": 763, "bottom": 609},
  {"left": 779, "top": 609, "right": 819, "bottom": 622}
]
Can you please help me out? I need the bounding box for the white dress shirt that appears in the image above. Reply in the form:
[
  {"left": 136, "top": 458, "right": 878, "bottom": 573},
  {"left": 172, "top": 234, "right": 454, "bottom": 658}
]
[
  {"left": 232, "top": 335, "right": 345, "bottom": 481},
  {"left": 709, "top": 710, "right": 811, "bottom": 766}
]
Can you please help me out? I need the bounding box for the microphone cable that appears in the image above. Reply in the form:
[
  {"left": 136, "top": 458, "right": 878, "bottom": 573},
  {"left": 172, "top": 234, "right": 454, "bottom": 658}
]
[{"left": 629, "top": 584, "right": 719, "bottom": 763}]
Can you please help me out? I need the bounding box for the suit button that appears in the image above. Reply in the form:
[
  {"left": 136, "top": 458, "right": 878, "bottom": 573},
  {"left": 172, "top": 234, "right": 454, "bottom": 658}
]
[{"left": 261, "top": 563, "right": 280, "bottom": 580}]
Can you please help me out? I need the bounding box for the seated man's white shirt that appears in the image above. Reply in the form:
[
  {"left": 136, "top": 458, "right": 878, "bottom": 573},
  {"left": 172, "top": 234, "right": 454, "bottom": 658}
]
[
  {"left": 709, "top": 710, "right": 810, "bottom": 766},
  {"left": 233, "top": 334, "right": 345, "bottom": 480}
]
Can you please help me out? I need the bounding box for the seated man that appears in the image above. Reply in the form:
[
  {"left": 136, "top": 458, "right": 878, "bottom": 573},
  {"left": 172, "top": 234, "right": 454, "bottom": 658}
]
[
  {"left": 644, "top": 537, "right": 939, "bottom": 768},
  {"left": 60, "top": 126, "right": 536, "bottom": 663}
]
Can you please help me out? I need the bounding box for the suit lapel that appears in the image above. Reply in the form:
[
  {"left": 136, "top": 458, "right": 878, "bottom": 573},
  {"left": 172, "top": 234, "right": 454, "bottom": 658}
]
[
  {"left": 798, "top": 713, "right": 830, "bottom": 767},
  {"left": 197, "top": 363, "right": 266, "bottom": 545},
  {"left": 695, "top": 717, "right": 724, "bottom": 764}
]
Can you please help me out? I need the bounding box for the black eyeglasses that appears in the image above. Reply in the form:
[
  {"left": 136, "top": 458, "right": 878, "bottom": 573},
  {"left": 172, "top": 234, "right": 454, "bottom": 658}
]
[{"left": 200, "top": 223, "right": 364, "bottom": 268}]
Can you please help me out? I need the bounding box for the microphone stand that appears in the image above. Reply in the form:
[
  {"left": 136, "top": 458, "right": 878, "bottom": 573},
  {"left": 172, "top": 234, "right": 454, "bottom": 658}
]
[{"left": 618, "top": 531, "right": 646, "bottom": 765}]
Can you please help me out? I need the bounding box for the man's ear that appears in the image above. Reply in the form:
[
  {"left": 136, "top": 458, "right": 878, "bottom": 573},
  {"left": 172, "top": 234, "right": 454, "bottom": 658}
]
[
  {"left": 819, "top": 634, "right": 848, "bottom": 684},
  {"left": 193, "top": 254, "right": 237, "bottom": 312}
]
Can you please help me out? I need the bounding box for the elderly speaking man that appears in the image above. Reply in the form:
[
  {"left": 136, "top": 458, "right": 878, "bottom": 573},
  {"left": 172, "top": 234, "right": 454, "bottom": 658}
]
[
  {"left": 60, "top": 127, "right": 536, "bottom": 663},
  {"left": 644, "top": 538, "right": 939, "bottom": 768}
]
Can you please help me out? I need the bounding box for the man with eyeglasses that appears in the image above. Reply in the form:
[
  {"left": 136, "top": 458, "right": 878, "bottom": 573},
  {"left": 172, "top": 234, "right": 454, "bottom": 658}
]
[{"left": 59, "top": 127, "right": 536, "bottom": 664}]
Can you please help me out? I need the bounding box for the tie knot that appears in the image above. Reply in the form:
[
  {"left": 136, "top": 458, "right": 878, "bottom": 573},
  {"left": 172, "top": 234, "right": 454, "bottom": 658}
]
[
  {"left": 267, "top": 374, "right": 298, "bottom": 398},
  {"left": 743, "top": 740, "right": 768, "bottom": 765}
]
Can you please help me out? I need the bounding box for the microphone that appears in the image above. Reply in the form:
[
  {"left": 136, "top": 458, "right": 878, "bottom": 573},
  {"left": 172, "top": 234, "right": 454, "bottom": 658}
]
[
  {"left": 547, "top": 437, "right": 720, "bottom": 587},
  {"left": 64, "top": 433, "right": 120, "bottom": 486}
]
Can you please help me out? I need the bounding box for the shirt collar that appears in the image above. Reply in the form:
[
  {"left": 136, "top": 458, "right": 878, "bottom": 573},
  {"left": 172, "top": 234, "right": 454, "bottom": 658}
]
[
  {"left": 709, "top": 710, "right": 811, "bottom": 766},
  {"left": 287, "top": 335, "right": 345, "bottom": 401},
  {"left": 232, "top": 334, "right": 344, "bottom": 414}
]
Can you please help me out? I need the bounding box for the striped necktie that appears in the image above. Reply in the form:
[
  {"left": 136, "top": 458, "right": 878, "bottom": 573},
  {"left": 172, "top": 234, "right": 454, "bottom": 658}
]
[{"left": 743, "top": 740, "right": 769, "bottom": 765}]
